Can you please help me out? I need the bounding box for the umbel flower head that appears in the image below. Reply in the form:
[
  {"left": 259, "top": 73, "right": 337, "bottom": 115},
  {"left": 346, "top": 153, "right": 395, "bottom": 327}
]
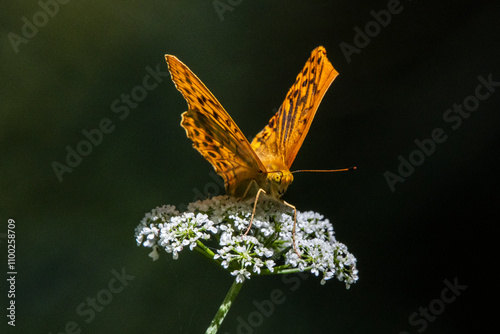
[{"left": 135, "top": 195, "right": 358, "bottom": 288}]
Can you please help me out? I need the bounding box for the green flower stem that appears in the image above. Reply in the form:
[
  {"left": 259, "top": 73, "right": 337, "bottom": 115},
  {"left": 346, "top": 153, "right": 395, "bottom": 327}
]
[
  {"left": 194, "top": 240, "right": 245, "bottom": 273},
  {"left": 194, "top": 240, "right": 219, "bottom": 264},
  {"left": 260, "top": 265, "right": 313, "bottom": 276},
  {"left": 205, "top": 278, "right": 244, "bottom": 334}
]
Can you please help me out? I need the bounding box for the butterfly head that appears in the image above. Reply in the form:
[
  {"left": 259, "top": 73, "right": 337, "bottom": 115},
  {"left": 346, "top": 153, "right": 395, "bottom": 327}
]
[{"left": 266, "top": 170, "right": 293, "bottom": 198}]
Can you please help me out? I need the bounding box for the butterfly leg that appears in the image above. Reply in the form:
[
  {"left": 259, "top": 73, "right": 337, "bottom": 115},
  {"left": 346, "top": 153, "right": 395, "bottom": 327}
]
[
  {"left": 244, "top": 187, "right": 266, "bottom": 236},
  {"left": 281, "top": 200, "right": 300, "bottom": 257},
  {"left": 241, "top": 179, "right": 260, "bottom": 199}
]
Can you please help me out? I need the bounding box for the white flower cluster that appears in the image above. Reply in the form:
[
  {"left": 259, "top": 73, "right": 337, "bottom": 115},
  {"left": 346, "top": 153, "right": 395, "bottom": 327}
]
[{"left": 135, "top": 196, "right": 358, "bottom": 288}]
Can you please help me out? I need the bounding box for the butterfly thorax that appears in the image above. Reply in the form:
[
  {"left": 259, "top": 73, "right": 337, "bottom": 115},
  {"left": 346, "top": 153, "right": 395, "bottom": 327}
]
[{"left": 262, "top": 161, "right": 294, "bottom": 199}]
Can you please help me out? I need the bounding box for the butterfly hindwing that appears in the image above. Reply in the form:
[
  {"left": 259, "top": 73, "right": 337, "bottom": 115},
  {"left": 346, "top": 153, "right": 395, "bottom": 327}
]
[
  {"left": 165, "top": 55, "right": 266, "bottom": 195},
  {"left": 251, "top": 46, "right": 338, "bottom": 169}
]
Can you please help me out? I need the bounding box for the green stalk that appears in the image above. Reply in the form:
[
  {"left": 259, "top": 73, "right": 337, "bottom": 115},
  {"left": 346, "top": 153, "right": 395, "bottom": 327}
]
[
  {"left": 259, "top": 265, "right": 313, "bottom": 276},
  {"left": 194, "top": 240, "right": 220, "bottom": 264},
  {"left": 205, "top": 278, "right": 244, "bottom": 334}
]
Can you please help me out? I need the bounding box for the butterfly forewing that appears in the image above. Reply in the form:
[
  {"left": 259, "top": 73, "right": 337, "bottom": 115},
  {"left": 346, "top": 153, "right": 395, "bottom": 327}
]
[
  {"left": 251, "top": 46, "right": 338, "bottom": 169},
  {"left": 165, "top": 55, "right": 266, "bottom": 196}
]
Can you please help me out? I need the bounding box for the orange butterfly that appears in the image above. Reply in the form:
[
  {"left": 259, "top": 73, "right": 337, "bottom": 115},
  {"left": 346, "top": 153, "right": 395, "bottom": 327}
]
[{"left": 166, "top": 46, "right": 344, "bottom": 252}]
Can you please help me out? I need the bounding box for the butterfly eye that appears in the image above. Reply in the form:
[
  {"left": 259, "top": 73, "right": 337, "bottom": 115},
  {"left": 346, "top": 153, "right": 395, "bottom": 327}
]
[{"left": 273, "top": 172, "right": 282, "bottom": 184}]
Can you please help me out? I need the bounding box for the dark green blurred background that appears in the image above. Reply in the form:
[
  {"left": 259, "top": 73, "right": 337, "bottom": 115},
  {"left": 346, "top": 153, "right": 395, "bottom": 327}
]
[{"left": 1, "top": 0, "right": 498, "bottom": 333}]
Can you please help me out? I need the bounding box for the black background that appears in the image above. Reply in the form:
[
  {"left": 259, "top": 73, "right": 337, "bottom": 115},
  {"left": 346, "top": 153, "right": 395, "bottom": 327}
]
[{"left": 1, "top": 0, "right": 498, "bottom": 333}]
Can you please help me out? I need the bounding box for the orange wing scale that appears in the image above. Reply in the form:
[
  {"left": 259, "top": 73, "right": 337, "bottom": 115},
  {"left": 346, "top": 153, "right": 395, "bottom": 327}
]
[{"left": 251, "top": 46, "right": 338, "bottom": 169}]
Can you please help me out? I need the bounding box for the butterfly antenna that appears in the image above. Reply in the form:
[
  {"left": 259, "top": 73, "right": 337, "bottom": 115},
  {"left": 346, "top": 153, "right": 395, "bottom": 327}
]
[{"left": 291, "top": 166, "right": 357, "bottom": 173}]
